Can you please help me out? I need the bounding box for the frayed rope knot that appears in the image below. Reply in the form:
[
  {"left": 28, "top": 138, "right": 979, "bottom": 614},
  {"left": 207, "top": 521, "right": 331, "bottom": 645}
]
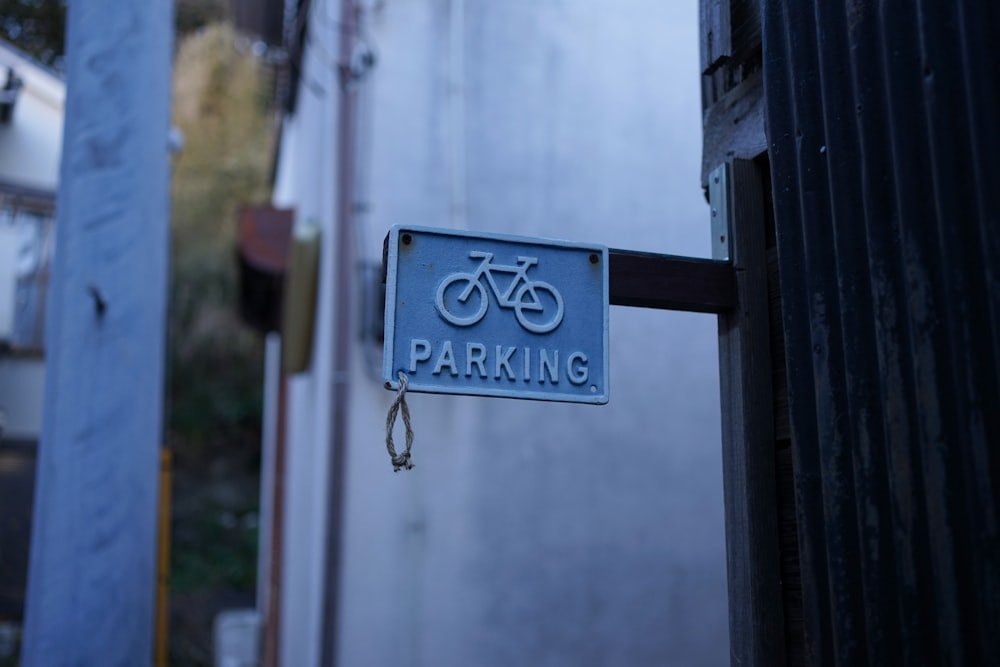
[
  {"left": 390, "top": 452, "right": 413, "bottom": 472},
  {"left": 385, "top": 371, "right": 415, "bottom": 472}
]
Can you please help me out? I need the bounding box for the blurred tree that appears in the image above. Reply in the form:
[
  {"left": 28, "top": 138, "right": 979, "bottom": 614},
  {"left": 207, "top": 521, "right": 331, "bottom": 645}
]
[
  {"left": 0, "top": 0, "right": 65, "bottom": 67},
  {"left": 176, "top": 0, "right": 228, "bottom": 37},
  {"left": 168, "top": 21, "right": 276, "bottom": 666},
  {"left": 0, "top": 0, "right": 228, "bottom": 69},
  {"left": 170, "top": 22, "right": 272, "bottom": 454}
]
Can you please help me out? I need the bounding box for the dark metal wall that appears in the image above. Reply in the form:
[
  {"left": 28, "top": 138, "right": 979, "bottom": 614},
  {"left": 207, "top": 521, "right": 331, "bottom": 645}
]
[{"left": 762, "top": 1, "right": 1000, "bottom": 665}]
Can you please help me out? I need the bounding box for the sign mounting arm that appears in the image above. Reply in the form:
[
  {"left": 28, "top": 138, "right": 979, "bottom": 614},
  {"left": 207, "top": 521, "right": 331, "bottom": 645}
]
[
  {"left": 607, "top": 249, "right": 735, "bottom": 314},
  {"left": 383, "top": 233, "right": 737, "bottom": 315}
]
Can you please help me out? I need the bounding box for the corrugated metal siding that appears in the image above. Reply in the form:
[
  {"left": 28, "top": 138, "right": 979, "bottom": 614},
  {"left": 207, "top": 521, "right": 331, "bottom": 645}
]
[
  {"left": 762, "top": 1, "right": 1000, "bottom": 665},
  {"left": 729, "top": 0, "right": 760, "bottom": 66}
]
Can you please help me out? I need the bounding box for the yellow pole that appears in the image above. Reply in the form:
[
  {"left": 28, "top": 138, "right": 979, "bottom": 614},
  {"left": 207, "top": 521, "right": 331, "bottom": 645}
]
[{"left": 155, "top": 448, "right": 173, "bottom": 667}]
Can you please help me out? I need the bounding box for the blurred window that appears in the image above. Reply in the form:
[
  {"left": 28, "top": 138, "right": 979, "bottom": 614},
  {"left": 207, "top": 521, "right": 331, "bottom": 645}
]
[{"left": 0, "top": 187, "right": 55, "bottom": 353}]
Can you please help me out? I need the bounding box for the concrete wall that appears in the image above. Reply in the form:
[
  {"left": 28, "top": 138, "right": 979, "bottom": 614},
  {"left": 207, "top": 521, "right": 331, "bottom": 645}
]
[{"left": 273, "top": 2, "right": 728, "bottom": 665}]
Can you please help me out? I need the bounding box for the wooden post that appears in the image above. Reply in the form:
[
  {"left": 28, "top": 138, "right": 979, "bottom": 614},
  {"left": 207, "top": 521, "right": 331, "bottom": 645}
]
[
  {"left": 20, "top": 3, "right": 173, "bottom": 665},
  {"left": 714, "top": 159, "right": 787, "bottom": 665}
]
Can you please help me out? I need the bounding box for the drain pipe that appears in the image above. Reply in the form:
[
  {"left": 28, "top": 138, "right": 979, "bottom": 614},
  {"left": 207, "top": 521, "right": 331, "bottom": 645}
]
[
  {"left": 448, "top": 0, "right": 466, "bottom": 229},
  {"left": 319, "top": 0, "right": 360, "bottom": 664}
]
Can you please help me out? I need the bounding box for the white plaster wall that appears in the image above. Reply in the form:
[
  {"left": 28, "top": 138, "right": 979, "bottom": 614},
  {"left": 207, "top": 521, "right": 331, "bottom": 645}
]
[
  {"left": 0, "top": 49, "right": 61, "bottom": 443},
  {"left": 0, "top": 227, "right": 16, "bottom": 338},
  {"left": 276, "top": 1, "right": 729, "bottom": 665},
  {"left": 0, "top": 47, "right": 64, "bottom": 191},
  {"left": 271, "top": 22, "right": 340, "bottom": 666}
]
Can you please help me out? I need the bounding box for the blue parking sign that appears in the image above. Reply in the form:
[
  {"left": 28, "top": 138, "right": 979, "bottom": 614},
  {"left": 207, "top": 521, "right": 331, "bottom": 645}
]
[{"left": 383, "top": 225, "right": 609, "bottom": 404}]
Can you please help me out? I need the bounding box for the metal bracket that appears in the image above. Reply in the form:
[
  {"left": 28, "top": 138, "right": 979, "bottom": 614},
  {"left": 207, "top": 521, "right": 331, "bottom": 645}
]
[{"left": 708, "top": 163, "right": 731, "bottom": 261}]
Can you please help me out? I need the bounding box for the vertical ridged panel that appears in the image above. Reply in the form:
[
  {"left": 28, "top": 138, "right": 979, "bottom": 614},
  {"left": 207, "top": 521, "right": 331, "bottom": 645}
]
[{"left": 763, "top": 0, "right": 1000, "bottom": 663}]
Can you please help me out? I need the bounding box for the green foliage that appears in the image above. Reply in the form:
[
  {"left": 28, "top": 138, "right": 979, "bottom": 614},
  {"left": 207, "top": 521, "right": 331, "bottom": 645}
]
[
  {"left": 167, "top": 20, "right": 275, "bottom": 614},
  {"left": 169, "top": 246, "right": 264, "bottom": 448},
  {"left": 176, "top": 0, "right": 228, "bottom": 37},
  {"left": 0, "top": 0, "right": 65, "bottom": 68},
  {"left": 0, "top": 625, "right": 20, "bottom": 667},
  {"left": 169, "top": 22, "right": 273, "bottom": 452},
  {"left": 0, "top": 1, "right": 229, "bottom": 70},
  {"left": 170, "top": 504, "right": 260, "bottom": 592}
]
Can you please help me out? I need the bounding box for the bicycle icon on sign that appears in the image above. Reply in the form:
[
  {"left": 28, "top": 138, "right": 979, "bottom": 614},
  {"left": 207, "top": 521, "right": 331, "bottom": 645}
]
[{"left": 435, "top": 251, "right": 565, "bottom": 334}]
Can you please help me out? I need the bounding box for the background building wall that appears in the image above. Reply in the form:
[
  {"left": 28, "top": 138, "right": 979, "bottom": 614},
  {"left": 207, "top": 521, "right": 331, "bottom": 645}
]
[
  {"left": 0, "top": 44, "right": 64, "bottom": 192},
  {"left": 272, "top": 31, "right": 339, "bottom": 667},
  {"left": 273, "top": 2, "right": 729, "bottom": 665},
  {"left": 0, "top": 43, "right": 63, "bottom": 626}
]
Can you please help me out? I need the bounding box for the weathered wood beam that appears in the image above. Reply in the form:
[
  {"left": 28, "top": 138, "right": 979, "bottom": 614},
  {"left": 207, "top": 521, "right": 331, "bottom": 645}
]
[
  {"left": 608, "top": 249, "right": 735, "bottom": 313},
  {"left": 701, "top": 69, "right": 767, "bottom": 187},
  {"left": 715, "top": 158, "right": 787, "bottom": 666}
]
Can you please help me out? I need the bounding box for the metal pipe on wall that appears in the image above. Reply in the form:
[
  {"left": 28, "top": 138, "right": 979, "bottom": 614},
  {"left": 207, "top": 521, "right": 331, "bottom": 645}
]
[
  {"left": 320, "top": 0, "right": 361, "bottom": 663},
  {"left": 448, "top": 0, "right": 466, "bottom": 230}
]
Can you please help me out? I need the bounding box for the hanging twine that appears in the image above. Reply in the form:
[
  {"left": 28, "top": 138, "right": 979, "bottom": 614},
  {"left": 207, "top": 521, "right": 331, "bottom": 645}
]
[{"left": 385, "top": 371, "right": 415, "bottom": 472}]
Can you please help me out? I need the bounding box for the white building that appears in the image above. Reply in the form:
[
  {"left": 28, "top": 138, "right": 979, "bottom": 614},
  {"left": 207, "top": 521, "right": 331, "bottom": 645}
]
[
  {"left": 0, "top": 39, "right": 63, "bottom": 626},
  {"left": 259, "top": 3, "right": 728, "bottom": 665}
]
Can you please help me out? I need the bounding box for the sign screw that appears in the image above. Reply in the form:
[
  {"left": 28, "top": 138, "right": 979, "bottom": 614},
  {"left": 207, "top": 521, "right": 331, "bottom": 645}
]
[
  {"left": 589, "top": 253, "right": 599, "bottom": 264},
  {"left": 402, "top": 233, "right": 412, "bottom": 245}
]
